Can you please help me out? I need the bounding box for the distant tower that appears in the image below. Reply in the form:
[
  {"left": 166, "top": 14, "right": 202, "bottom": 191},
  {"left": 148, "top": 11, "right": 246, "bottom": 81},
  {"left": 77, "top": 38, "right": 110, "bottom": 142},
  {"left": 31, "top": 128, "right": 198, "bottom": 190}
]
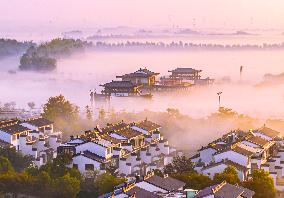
[
  {"left": 240, "top": 66, "right": 244, "bottom": 82},
  {"left": 90, "top": 89, "right": 95, "bottom": 119},
  {"left": 217, "top": 92, "right": 223, "bottom": 109}
]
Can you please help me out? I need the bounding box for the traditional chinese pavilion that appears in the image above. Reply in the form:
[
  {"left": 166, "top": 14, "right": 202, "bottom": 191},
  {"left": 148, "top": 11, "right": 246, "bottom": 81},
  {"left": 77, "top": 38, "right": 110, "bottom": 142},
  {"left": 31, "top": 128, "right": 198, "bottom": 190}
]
[
  {"left": 100, "top": 80, "right": 142, "bottom": 97},
  {"left": 116, "top": 68, "right": 159, "bottom": 86},
  {"left": 168, "top": 68, "right": 202, "bottom": 80},
  {"left": 161, "top": 67, "right": 214, "bottom": 86}
]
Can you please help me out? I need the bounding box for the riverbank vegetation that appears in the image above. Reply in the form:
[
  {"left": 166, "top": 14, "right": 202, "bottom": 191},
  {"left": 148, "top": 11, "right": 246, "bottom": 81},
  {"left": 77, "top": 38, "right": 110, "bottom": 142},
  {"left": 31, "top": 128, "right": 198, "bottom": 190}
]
[
  {"left": 0, "top": 39, "right": 32, "bottom": 58},
  {"left": 19, "top": 38, "right": 92, "bottom": 72}
]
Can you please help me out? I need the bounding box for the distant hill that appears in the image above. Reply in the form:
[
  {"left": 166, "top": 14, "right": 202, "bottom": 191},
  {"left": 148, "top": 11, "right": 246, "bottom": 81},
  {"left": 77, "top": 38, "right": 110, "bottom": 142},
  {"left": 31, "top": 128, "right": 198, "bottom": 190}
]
[{"left": 19, "top": 38, "right": 92, "bottom": 72}]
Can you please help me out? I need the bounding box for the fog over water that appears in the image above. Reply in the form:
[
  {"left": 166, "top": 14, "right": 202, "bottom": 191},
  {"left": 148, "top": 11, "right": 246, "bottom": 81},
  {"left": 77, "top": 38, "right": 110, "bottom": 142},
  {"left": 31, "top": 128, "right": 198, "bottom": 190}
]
[{"left": 1, "top": 34, "right": 284, "bottom": 120}]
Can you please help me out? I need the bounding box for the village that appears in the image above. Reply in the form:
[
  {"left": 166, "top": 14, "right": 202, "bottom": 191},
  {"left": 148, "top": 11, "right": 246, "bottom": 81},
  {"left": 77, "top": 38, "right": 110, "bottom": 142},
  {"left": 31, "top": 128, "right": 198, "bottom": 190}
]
[{"left": 0, "top": 113, "right": 283, "bottom": 197}]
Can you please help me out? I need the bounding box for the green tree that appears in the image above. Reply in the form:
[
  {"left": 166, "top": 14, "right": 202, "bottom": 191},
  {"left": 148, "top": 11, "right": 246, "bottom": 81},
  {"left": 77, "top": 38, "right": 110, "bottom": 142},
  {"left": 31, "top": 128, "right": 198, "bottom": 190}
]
[
  {"left": 42, "top": 95, "right": 79, "bottom": 123},
  {"left": 164, "top": 156, "right": 193, "bottom": 174},
  {"left": 0, "top": 156, "right": 14, "bottom": 173},
  {"left": 94, "top": 173, "right": 125, "bottom": 195},
  {"left": 0, "top": 147, "right": 33, "bottom": 172},
  {"left": 32, "top": 171, "right": 53, "bottom": 198},
  {"left": 166, "top": 108, "right": 180, "bottom": 117},
  {"left": 243, "top": 169, "right": 276, "bottom": 198},
  {"left": 171, "top": 172, "right": 213, "bottom": 190},
  {"left": 53, "top": 174, "right": 80, "bottom": 198},
  {"left": 213, "top": 166, "right": 240, "bottom": 185}
]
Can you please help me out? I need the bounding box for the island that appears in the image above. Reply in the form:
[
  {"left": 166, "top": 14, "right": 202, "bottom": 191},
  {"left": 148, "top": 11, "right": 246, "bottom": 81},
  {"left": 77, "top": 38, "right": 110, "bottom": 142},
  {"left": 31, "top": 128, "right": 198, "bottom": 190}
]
[{"left": 19, "top": 38, "right": 92, "bottom": 72}]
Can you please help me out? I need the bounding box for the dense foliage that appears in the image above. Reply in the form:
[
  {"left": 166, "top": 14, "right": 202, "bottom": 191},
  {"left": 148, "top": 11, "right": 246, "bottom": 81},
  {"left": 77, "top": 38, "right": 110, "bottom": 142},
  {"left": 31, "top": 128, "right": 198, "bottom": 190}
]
[
  {"left": 0, "top": 147, "right": 33, "bottom": 172},
  {"left": 0, "top": 150, "right": 126, "bottom": 198},
  {"left": 163, "top": 156, "right": 194, "bottom": 174},
  {"left": 19, "top": 38, "right": 91, "bottom": 71},
  {"left": 0, "top": 38, "right": 32, "bottom": 58},
  {"left": 243, "top": 169, "right": 276, "bottom": 198},
  {"left": 42, "top": 95, "right": 80, "bottom": 134},
  {"left": 213, "top": 166, "right": 240, "bottom": 185},
  {"left": 171, "top": 172, "right": 214, "bottom": 190}
]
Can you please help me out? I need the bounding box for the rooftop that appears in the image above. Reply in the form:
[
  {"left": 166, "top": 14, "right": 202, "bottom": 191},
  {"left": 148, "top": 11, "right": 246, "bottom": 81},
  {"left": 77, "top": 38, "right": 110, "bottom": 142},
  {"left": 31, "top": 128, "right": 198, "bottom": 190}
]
[
  {"left": 195, "top": 182, "right": 254, "bottom": 198},
  {"left": 78, "top": 150, "right": 109, "bottom": 163},
  {"left": 0, "top": 119, "right": 19, "bottom": 128},
  {"left": 24, "top": 117, "right": 53, "bottom": 128},
  {"left": 231, "top": 143, "right": 256, "bottom": 157},
  {"left": 255, "top": 126, "right": 281, "bottom": 138},
  {"left": 101, "top": 121, "right": 129, "bottom": 134},
  {"left": 169, "top": 67, "right": 202, "bottom": 74},
  {"left": 134, "top": 119, "right": 161, "bottom": 132},
  {"left": 0, "top": 124, "right": 30, "bottom": 135},
  {"left": 112, "top": 127, "right": 143, "bottom": 139},
  {"left": 125, "top": 186, "right": 159, "bottom": 198},
  {"left": 100, "top": 134, "right": 123, "bottom": 145},
  {"left": 245, "top": 133, "right": 271, "bottom": 148},
  {"left": 145, "top": 175, "right": 185, "bottom": 192},
  {"left": 117, "top": 68, "right": 159, "bottom": 78},
  {"left": 101, "top": 80, "right": 139, "bottom": 88}
]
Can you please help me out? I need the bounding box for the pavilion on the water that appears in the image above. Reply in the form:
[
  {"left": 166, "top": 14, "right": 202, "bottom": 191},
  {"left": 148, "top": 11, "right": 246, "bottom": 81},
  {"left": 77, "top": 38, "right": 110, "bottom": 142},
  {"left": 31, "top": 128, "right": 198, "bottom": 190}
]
[
  {"left": 100, "top": 80, "right": 142, "bottom": 97},
  {"left": 116, "top": 68, "right": 159, "bottom": 87},
  {"left": 160, "top": 67, "right": 214, "bottom": 86}
]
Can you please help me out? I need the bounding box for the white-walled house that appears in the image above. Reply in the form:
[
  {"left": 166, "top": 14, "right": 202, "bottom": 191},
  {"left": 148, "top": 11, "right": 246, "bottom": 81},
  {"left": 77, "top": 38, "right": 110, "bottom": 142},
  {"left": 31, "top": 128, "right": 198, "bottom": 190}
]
[
  {"left": 0, "top": 117, "right": 62, "bottom": 167},
  {"left": 201, "top": 159, "right": 249, "bottom": 181},
  {"left": 98, "top": 171, "right": 186, "bottom": 198},
  {"left": 191, "top": 126, "right": 283, "bottom": 186},
  {"left": 58, "top": 120, "right": 178, "bottom": 177}
]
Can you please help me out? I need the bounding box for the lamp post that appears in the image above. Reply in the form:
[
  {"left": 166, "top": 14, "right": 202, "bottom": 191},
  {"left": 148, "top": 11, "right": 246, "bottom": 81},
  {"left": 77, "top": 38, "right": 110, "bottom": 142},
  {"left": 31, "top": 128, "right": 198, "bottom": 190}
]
[{"left": 217, "top": 92, "right": 222, "bottom": 109}]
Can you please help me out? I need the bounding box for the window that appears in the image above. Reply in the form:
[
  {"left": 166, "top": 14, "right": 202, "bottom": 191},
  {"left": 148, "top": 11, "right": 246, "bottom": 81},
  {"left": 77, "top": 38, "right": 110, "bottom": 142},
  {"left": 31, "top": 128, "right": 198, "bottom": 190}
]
[
  {"left": 85, "top": 164, "right": 94, "bottom": 171},
  {"left": 73, "top": 164, "right": 78, "bottom": 169}
]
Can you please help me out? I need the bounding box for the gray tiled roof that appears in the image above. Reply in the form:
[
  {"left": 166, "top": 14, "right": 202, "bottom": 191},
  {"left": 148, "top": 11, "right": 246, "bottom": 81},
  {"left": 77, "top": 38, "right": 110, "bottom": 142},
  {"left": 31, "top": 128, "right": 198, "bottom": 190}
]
[
  {"left": 0, "top": 124, "right": 30, "bottom": 134},
  {"left": 25, "top": 117, "right": 53, "bottom": 127},
  {"left": 195, "top": 182, "right": 254, "bottom": 198},
  {"left": 126, "top": 186, "right": 159, "bottom": 198},
  {"left": 145, "top": 175, "right": 185, "bottom": 192}
]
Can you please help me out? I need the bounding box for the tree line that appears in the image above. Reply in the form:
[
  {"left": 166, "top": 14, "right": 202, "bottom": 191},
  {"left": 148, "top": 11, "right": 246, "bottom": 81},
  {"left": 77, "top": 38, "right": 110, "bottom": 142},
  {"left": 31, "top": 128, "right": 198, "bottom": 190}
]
[
  {"left": 19, "top": 38, "right": 92, "bottom": 72},
  {"left": 159, "top": 156, "right": 276, "bottom": 198},
  {"left": 0, "top": 147, "right": 125, "bottom": 198}
]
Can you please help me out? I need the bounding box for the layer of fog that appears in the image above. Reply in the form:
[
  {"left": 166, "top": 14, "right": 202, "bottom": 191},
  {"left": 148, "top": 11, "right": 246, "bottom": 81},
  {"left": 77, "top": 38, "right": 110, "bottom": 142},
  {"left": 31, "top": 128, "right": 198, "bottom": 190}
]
[{"left": 0, "top": 49, "right": 283, "bottom": 120}]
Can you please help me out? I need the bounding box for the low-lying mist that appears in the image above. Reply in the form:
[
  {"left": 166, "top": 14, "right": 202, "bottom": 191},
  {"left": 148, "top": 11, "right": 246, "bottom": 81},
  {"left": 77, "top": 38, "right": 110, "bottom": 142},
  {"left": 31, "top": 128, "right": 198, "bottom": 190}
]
[
  {"left": 1, "top": 48, "right": 283, "bottom": 152},
  {"left": 0, "top": 49, "right": 283, "bottom": 119}
]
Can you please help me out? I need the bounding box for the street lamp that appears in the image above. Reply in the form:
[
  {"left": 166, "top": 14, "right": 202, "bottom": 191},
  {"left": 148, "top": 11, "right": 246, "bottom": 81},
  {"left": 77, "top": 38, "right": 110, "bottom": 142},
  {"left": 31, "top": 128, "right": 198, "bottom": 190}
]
[{"left": 217, "top": 92, "right": 222, "bottom": 109}]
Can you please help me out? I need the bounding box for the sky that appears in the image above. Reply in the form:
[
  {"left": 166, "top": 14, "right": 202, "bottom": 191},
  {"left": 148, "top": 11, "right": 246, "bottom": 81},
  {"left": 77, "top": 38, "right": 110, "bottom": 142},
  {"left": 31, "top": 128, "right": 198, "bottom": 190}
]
[{"left": 0, "top": 0, "right": 284, "bottom": 31}]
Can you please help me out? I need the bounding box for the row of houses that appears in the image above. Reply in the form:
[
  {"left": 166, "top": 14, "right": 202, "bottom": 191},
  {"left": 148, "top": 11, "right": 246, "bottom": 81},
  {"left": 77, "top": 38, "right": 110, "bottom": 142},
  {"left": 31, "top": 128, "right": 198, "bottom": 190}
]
[
  {"left": 0, "top": 116, "right": 257, "bottom": 197},
  {"left": 99, "top": 171, "right": 255, "bottom": 198},
  {"left": 0, "top": 117, "right": 62, "bottom": 167},
  {"left": 190, "top": 125, "right": 284, "bottom": 191},
  {"left": 58, "top": 119, "right": 178, "bottom": 177}
]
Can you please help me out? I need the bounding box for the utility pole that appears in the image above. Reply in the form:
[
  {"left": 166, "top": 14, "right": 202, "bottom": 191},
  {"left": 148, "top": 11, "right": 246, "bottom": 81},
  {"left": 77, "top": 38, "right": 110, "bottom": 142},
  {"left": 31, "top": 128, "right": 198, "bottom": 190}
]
[
  {"left": 217, "top": 92, "right": 222, "bottom": 109},
  {"left": 240, "top": 66, "right": 243, "bottom": 82}
]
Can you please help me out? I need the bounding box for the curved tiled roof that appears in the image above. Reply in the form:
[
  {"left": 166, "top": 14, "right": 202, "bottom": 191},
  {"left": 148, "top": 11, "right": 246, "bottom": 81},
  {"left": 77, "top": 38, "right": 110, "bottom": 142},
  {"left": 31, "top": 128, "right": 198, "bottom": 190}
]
[
  {"left": 0, "top": 124, "right": 30, "bottom": 135},
  {"left": 25, "top": 118, "right": 53, "bottom": 127},
  {"left": 256, "top": 126, "right": 280, "bottom": 138},
  {"left": 145, "top": 175, "right": 185, "bottom": 192}
]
